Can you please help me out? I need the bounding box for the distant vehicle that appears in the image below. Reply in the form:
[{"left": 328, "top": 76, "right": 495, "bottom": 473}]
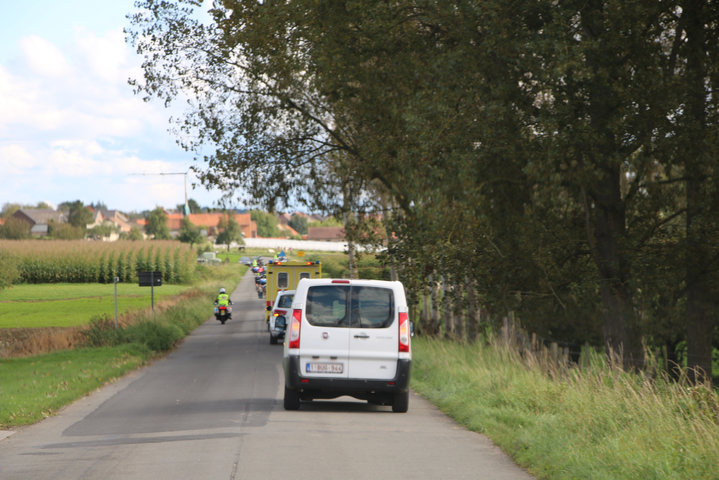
[
  {"left": 282, "top": 278, "right": 412, "bottom": 412},
  {"left": 267, "top": 290, "right": 295, "bottom": 344},
  {"left": 240, "top": 256, "right": 252, "bottom": 266},
  {"left": 264, "top": 260, "right": 322, "bottom": 322},
  {"left": 197, "top": 252, "right": 222, "bottom": 264}
]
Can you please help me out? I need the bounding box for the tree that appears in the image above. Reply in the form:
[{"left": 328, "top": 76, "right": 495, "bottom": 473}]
[
  {"left": 145, "top": 207, "right": 171, "bottom": 240},
  {"left": 677, "top": 0, "right": 719, "bottom": 383},
  {"left": 121, "top": 227, "right": 144, "bottom": 241},
  {"left": 0, "top": 217, "right": 31, "bottom": 239},
  {"left": 178, "top": 216, "right": 202, "bottom": 246},
  {"left": 128, "top": 0, "right": 719, "bottom": 380},
  {"left": 250, "top": 210, "right": 282, "bottom": 238},
  {"left": 64, "top": 200, "right": 93, "bottom": 229},
  {"left": 49, "top": 223, "right": 84, "bottom": 240},
  {"left": 176, "top": 198, "right": 202, "bottom": 214},
  {"left": 0, "top": 203, "right": 22, "bottom": 218},
  {"left": 288, "top": 214, "right": 308, "bottom": 236},
  {"left": 215, "top": 214, "right": 243, "bottom": 250}
]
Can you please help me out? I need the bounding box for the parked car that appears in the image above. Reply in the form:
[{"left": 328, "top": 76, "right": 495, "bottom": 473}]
[
  {"left": 197, "top": 251, "right": 222, "bottom": 264},
  {"left": 282, "top": 278, "right": 412, "bottom": 412},
  {"left": 239, "top": 256, "right": 252, "bottom": 266},
  {"left": 268, "top": 290, "right": 294, "bottom": 344}
]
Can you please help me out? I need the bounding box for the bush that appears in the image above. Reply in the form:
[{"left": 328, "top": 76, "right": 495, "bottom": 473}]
[
  {"left": 0, "top": 250, "right": 19, "bottom": 289},
  {"left": 80, "top": 292, "right": 209, "bottom": 353},
  {"left": 130, "top": 320, "right": 184, "bottom": 352}
]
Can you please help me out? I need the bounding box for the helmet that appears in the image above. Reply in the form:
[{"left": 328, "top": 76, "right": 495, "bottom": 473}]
[{"left": 219, "top": 288, "right": 226, "bottom": 294}]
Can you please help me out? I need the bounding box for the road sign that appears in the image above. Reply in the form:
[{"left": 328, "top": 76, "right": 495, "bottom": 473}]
[{"left": 138, "top": 271, "right": 162, "bottom": 287}]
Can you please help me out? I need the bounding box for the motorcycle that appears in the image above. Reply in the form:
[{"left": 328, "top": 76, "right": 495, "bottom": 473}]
[{"left": 214, "top": 304, "right": 232, "bottom": 324}]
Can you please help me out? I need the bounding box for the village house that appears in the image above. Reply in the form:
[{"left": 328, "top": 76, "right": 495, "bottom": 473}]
[
  {"left": 306, "top": 226, "right": 345, "bottom": 242},
  {"left": 11, "top": 209, "right": 67, "bottom": 236},
  {"left": 166, "top": 212, "right": 258, "bottom": 239}
]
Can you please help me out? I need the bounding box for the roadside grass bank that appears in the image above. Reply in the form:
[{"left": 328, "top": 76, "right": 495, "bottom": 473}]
[
  {"left": 0, "top": 264, "right": 245, "bottom": 429},
  {"left": 411, "top": 337, "right": 719, "bottom": 480}
]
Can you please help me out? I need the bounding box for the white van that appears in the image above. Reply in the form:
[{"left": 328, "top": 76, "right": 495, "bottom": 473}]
[
  {"left": 267, "top": 290, "right": 294, "bottom": 344},
  {"left": 282, "top": 278, "right": 412, "bottom": 412}
]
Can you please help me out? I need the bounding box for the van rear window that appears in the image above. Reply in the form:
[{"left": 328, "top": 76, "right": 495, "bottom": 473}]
[
  {"left": 277, "top": 294, "right": 294, "bottom": 308},
  {"left": 352, "top": 286, "right": 394, "bottom": 328},
  {"left": 306, "top": 285, "right": 394, "bottom": 329}
]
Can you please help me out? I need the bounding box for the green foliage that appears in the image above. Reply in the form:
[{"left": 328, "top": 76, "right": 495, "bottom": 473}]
[
  {"left": 66, "top": 200, "right": 93, "bottom": 228},
  {"left": 0, "top": 203, "right": 22, "bottom": 218},
  {"left": 215, "top": 213, "right": 244, "bottom": 246},
  {"left": 310, "top": 217, "right": 343, "bottom": 228},
  {"left": 0, "top": 250, "right": 19, "bottom": 289},
  {"left": 145, "top": 207, "right": 171, "bottom": 239},
  {"left": 88, "top": 223, "right": 119, "bottom": 239},
  {"left": 121, "top": 227, "right": 144, "bottom": 241},
  {"left": 127, "top": 0, "right": 719, "bottom": 377},
  {"left": 48, "top": 223, "right": 84, "bottom": 240},
  {"left": 250, "top": 210, "right": 283, "bottom": 237},
  {"left": 178, "top": 216, "right": 202, "bottom": 246},
  {"left": 0, "top": 217, "right": 30, "bottom": 239},
  {"left": 288, "top": 214, "right": 308, "bottom": 235}
]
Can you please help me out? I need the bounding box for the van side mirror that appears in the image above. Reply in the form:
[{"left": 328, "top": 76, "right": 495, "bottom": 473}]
[
  {"left": 410, "top": 321, "right": 415, "bottom": 337},
  {"left": 266, "top": 306, "right": 272, "bottom": 311}
]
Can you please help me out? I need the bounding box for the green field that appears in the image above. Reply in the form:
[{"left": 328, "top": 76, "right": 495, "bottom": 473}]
[{"left": 0, "top": 283, "right": 191, "bottom": 328}]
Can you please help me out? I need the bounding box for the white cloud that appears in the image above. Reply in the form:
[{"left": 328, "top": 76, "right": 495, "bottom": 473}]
[
  {"left": 73, "top": 27, "right": 129, "bottom": 84},
  {"left": 0, "top": 144, "right": 39, "bottom": 175},
  {"left": 20, "top": 35, "right": 72, "bottom": 78}
]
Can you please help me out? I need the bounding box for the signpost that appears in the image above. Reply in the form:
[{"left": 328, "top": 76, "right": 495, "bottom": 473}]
[
  {"left": 138, "top": 271, "right": 162, "bottom": 311},
  {"left": 114, "top": 276, "right": 120, "bottom": 329}
]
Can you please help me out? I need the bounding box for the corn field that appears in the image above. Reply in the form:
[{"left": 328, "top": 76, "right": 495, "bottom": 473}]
[{"left": 0, "top": 240, "right": 196, "bottom": 284}]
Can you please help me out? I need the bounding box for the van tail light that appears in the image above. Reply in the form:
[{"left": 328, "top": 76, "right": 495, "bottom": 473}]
[
  {"left": 398, "top": 312, "right": 410, "bottom": 353},
  {"left": 288, "top": 309, "right": 302, "bottom": 349}
]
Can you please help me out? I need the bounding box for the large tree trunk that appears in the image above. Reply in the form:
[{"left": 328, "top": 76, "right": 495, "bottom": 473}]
[
  {"left": 583, "top": 180, "right": 641, "bottom": 370},
  {"left": 578, "top": 2, "right": 642, "bottom": 370},
  {"left": 683, "top": 0, "right": 714, "bottom": 384}
]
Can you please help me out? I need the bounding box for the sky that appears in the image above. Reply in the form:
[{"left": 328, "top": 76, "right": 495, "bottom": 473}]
[{"left": 0, "top": 0, "right": 234, "bottom": 213}]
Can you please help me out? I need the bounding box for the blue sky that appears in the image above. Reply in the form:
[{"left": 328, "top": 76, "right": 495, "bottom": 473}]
[{"left": 0, "top": 0, "right": 232, "bottom": 212}]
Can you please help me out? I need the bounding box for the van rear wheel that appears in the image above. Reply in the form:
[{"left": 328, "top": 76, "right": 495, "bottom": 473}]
[
  {"left": 392, "top": 391, "right": 409, "bottom": 413},
  {"left": 284, "top": 386, "right": 300, "bottom": 410}
]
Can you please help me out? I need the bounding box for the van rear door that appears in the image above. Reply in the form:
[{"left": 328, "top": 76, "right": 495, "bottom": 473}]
[
  {"left": 298, "top": 284, "right": 350, "bottom": 379},
  {"left": 347, "top": 285, "right": 398, "bottom": 380}
]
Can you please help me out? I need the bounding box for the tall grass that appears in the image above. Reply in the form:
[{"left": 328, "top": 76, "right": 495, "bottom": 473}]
[
  {"left": 0, "top": 240, "right": 196, "bottom": 284},
  {"left": 411, "top": 337, "right": 719, "bottom": 480}
]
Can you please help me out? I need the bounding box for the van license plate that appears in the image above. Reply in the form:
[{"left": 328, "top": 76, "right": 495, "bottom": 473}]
[{"left": 306, "top": 362, "right": 343, "bottom": 374}]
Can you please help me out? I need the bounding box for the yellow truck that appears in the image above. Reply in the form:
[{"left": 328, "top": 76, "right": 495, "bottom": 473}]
[{"left": 264, "top": 260, "right": 322, "bottom": 321}]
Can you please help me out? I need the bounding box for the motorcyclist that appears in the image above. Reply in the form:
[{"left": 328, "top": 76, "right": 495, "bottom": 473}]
[{"left": 215, "top": 287, "right": 232, "bottom": 318}]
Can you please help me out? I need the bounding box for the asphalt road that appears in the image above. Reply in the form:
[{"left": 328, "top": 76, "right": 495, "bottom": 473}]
[{"left": 0, "top": 271, "right": 534, "bottom": 480}]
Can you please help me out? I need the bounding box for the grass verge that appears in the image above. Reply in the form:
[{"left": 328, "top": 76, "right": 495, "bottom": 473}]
[
  {"left": 411, "top": 337, "right": 719, "bottom": 480},
  {"left": 0, "top": 264, "right": 244, "bottom": 429},
  {"left": 0, "top": 345, "right": 149, "bottom": 427}
]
